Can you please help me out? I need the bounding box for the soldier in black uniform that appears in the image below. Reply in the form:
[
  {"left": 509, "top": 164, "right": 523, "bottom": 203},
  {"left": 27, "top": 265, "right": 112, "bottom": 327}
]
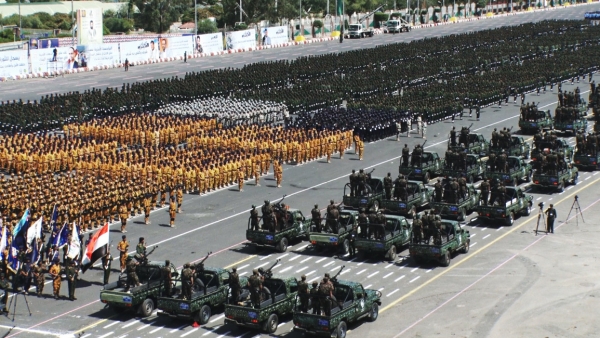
[
  {"left": 298, "top": 275, "right": 309, "bottom": 313},
  {"left": 383, "top": 173, "right": 393, "bottom": 200},
  {"left": 311, "top": 204, "right": 322, "bottom": 232},
  {"left": 434, "top": 179, "right": 443, "bottom": 202},
  {"left": 412, "top": 214, "right": 423, "bottom": 244},
  {"left": 402, "top": 145, "right": 410, "bottom": 167},
  {"left": 349, "top": 170, "right": 358, "bottom": 197},
  {"left": 348, "top": 225, "right": 357, "bottom": 257},
  {"left": 357, "top": 208, "right": 368, "bottom": 237},
  {"left": 310, "top": 281, "right": 320, "bottom": 315},
  {"left": 397, "top": 174, "right": 408, "bottom": 201},
  {"left": 250, "top": 205, "right": 259, "bottom": 231},
  {"left": 480, "top": 179, "right": 490, "bottom": 206},
  {"left": 450, "top": 127, "right": 457, "bottom": 146},
  {"left": 229, "top": 266, "right": 241, "bottom": 304}
]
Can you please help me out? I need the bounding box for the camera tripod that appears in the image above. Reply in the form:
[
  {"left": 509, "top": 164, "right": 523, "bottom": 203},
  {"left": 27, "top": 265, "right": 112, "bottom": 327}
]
[
  {"left": 6, "top": 273, "right": 31, "bottom": 321},
  {"left": 566, "top": 195, "right": 584, "bottom": 226},
  {"left": 534, "top": 206, "right": 547, "bottom": 236}
]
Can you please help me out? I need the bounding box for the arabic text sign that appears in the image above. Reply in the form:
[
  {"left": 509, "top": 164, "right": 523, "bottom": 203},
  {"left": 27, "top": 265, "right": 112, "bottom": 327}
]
[
  {"left": 261, "top": 26, "right": 289, "bottom": 45},
  {"left": 30, "top": 47, "right": 72, "bottom": 73},
  {"left": 225, "top": 29, "right": 256, "bottom": 50},
  {"left": 0, "top": 50, "right": 28, "bottom": 78},
  {"left": 77, "top": 43, "right": 119, "bottom": 68},
  {"left": 194, "top": 33, "right": 223, "bottom": 54}
]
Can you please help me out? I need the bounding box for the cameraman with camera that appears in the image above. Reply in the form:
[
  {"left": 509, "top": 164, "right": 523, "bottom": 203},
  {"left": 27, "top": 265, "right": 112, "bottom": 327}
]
[{"left": 545, "top": 204, "right": 557, "bottom": 234}]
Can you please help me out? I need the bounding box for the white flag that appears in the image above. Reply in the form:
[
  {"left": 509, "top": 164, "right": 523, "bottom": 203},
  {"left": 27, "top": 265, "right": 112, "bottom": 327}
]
[
  {"left": 26, "top": 216, "right": 43, "bottom": 246},
  {"left": 0, "top": 224, "right": 6, "bottom": 261},
  {"left": 67, "top": 222, "right": 81, "bottom": 260}
]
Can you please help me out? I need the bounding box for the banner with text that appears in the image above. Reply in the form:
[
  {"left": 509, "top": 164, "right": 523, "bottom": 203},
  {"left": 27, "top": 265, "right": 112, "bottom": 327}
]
[
  {"left": 225, "top": 29, "right": 256, "bottom": 50},
  {"left": 157, "top": 36, "right": 193, "bottom": 59},
  {"left": 0, "top": 50, "right": 29, "bottom": 78},
  {"left": 260, "top": 26, "right": 289, "bottom": 45},
  {"left": 194, "top": 33, "right": 223, "bottom": 54},
  {"left": 77, "top": 8, "right": 103, "bottom": 45},
  {"left": 76, "top": 43, "right": 119, "bottom": 68},
  {"left": 120, "top": 39, "right": 159, "bottom": 64},
  {"left": 30, "top": 47, "right": 72, "bottom": 73}
]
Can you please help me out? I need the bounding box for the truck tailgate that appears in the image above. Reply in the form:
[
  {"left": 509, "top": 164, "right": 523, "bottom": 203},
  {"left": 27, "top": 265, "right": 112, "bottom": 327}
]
[
  {"left": 100, "top": 291, "right": 134, "bottom": 306},
  {"left": 310, "top": 232, "right": 342, "bottom": 246},
  {"left": 355, "top": 238, "right": 386, "bottom": 251},
  {"left": 533, "top": 174, "right": 559, "bottom": 186},
  {"left": 293, "top": 312, "right": 332, "bottom": 334},
  {"left": 158, "top": 297, "right": 192, "bottom": 314},
  {"left": 246, "top": 230, "right": 278, "bottom": 245},
  {"left": 225, "top": 305, "right": 263, "bottom": 326}
]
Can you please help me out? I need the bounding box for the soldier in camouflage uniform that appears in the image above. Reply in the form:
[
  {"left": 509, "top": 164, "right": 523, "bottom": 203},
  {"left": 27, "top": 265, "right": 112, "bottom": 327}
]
[
  {"left": 229, "top": 266, "right": 241, "bottom": 304},
  {"left": 161, "top": 260, "right": 172, "bottom": 297},
  {"left": 248, "top": 269, "right": 262, "bottom": 308},
  {"left": 298, "top": 275, "right": 309, "bottom": 313}
]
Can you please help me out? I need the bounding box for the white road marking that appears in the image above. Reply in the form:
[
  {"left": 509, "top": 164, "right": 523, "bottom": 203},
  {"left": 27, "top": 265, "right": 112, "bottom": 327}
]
[
  {"left": 470, "top": 233, "right": 476, "bottom": 237},
  {"left": 425, "top": 269, "right": 433, "bottom": 273},
  {"left": 364, "top": 284, "right": 372, "bottom": 289},
  {"left": 378, "top": 287, "right": 385, "bottom": 291},
  {"left": 210, "top": 314, "right": 225, "bottom": 323},
  {"left": 104, "top": 322, "right": 119, "bottom": 329},
  {"left": 471, "top": 242, "right": 478, "bottom": 247},
  {"left": 277, "top": 254, "right": 289, "bottom": 259},
  {"left": 356, "top": 269, "right": 367, "bottom": 275},
  {"left": 383, "top": 272, "right": 394, "bottom": 278},
  {"left": 340, "top": 268, "right": 351, "bottom": 275},
  {"left": 387, "top": 289, "right": 400, "bottom": 297},
  {"left": 295, "top": 244, "right": 308, "bottom": 251},
  {"left": 170, "top": 324, "right": 187, "bottom": 333},
  {"left": 255, "top": 262, "right": 270, "bottom": 268},
  {"left": 586, "top": 176, "right": 591, "bottom": 180},
  {"left": 296, "top": 267, "right": 308, "bottom": 273},
  {"left": 483, "top": 234, "right": 491, "bottom": 240},
  {"left": 98, "top": 332, "right": 114, "bottom": 338},
  {"left": 278, "top": 266, "right": 293, "bottom": 273},
  {"left": 81, "top": 334, "right": 92, "bottom": 338},
  {"left": 316, "top": 257, "right": 327, "bottom": 263},
  {"left": 536, "top": 197, "right": 542, "bottom": 200},
  {"left": 238, "top": 264, "right": 250, "bottom": 270},
  {"left": 410, "top": 267, "right": 419, "bottom": 272},
  {"left": 409, "top": 276, "right": 421, "bottom": 283},
  {"left": 384, "top": 264, "right": 394, "bottom": 269},
  {"left": 289, "top": 256, "right": 300, "bottom": 261},
  {"left": 357, "top": 260, "right": 367, "bottom": 266},
  {"left": 149, "top": 326, "right": 164, "bottom": 334},
  {"left": 367, "top": 271, "right": 379, "bottom": 278},
  {"left": 323, "top": 261, "right": 334, "bottom": 267},
  {"left": 300, "top": 257, "right": 312, "bottom": 263},
  {"left": 331, "top": 265, "right": 342, "bottom": 272},
  {"left": 260, "top": 254, "right": 272, "bottom": 261},
  {"left": 181, "top": 328, "right": 199, "bottom": 337},
  {"left": 306, "top": 270, "right": 317, "bottom": 276},
  {"left": 122, "top": 320, "right": 140, "bottom": 328},
  {"left": 481, "top": 227, "right": 488, "bottom": 231},
  {"left": 496, "top": 227, "right": 504, "bottom": 231}
]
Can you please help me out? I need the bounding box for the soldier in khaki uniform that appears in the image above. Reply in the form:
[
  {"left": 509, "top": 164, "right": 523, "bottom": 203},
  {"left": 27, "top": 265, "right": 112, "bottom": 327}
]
[
  {"left": 237, "top": 167, "right": 245, "bottom": 192},
  {"left": 143, "top": 192, "right": 152, "bottom": 225},
  {"left": 176, "top": 188, "right": 183, "bottom": 213},
  {"left": 49, "top": 259, "right": 62, "bottom": 300},
  {"left": 169, "top": 196, "right": 177, "bottom": 227},
  {"left": 119, "top": 203, "right": 128, "bottom": 233},
  {"left": 118, "top": 235, "right": 129, "bottom": 273}
]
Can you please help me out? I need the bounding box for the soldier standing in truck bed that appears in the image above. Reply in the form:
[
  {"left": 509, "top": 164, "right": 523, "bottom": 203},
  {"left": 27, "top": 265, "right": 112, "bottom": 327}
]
[
  {"left": 310, "top": 281, "right": 320, "bottom": 315},
  {"left": 311, "top": 204, "right": 322, "bottom": 232},
  {"left": 480, "top": 179, "right": 490, "bottom": 206},
  {"left": 384, "top": 173, "right": 393, "bottom": 200}
]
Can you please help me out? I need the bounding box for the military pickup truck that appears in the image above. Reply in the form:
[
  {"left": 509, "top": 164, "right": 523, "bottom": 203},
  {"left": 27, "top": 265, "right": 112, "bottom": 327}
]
[
  {"left": 224, "top": 269, "right": 298, "bottom": 334},
  {"left": 532, "top": 166, "right": 579, "bottom": 192},
  {"left": 399, "top": 151, "right": 443, "bottom": 183},
  {"left": 343, "top": 176, "right": 385, "bottom": 211},
  {"left": 430, "top": 184, "right": 481, "bottom": 221},
  {"left": 409, "top": 220, "right": 470, "bottom": 267},
  {"left": 554, "top": 118, "right": 588, "bottom": 134},
  {"left": 531, "top": 139, "right": 575, "bottom": 163},
  {"left": 441, "top": 154, "right": 488, "bottom": 184},
  {"left": 486, "top": 156, "right": 533, "bottom": 186},
  {"left": 100, "top": 259, "right": 180, "bottom": 317},
  {"left": 476, "top": 186, "right": 533, "bottom": 226},
  {"left": 380, "top": 180, "right": 433, "bottom": 217},
  {"left": 488, "top": 136, "right": 531, "bottom": 159},
  {"left": 293, "top": 277, "right": 382, "bottom": 337},
  {"left": 574, "top": 150, "right": 600, "bottom": 171},
  {"left": 246, "top": 207, "right": 310, "bottom": 253},
  {"left": 309, "top": 209, "right": 358, "bottom": 254},
  {"left": 448, "top": 133, "right": 489, "bottom": 157},
  {"left": 519, "top": 109, "right": 553, "bottom": 134},
  {"left": 355, "top": 214, "right": 411, "bottom": 261},
  {"left": 157, "top": 266, "right": 248, "bottom": 325}
]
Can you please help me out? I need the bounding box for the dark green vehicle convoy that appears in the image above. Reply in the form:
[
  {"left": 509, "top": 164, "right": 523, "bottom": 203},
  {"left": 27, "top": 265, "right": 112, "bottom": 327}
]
[
  {"left": 354, "top": 214, "right": 412, "bottom": 261},
  {"left": 519, "top": 105, "right": 553, "bottom": 134},
  {"left": 309, "top": 209, "right": 358, "bottom": 254},
  {"left": 343, "top": 175, "right": 385, "bottom": 211},
  {"left": 293, "top": 274, "right": 382, "bottom": 338},
  {"left": 430, "top": 184, "right": 481, "bottom": 222},
  {"left": 486, "top": 156, "right": 533, "bottom": 186},
  {"left": 380, "top": 180, "right": 433, "bottom": 216},
  {"left": 476, "top": 186, "right": 533, "bottom": 226},
  {"left": 441, "top": 153, "right": 488, "bottom": 184},
  {"left": 409, "top": 219, "right": 470, "bottom": 267},
  {"left": 398, "top": 151, "right": 443, "bottom": 183}
]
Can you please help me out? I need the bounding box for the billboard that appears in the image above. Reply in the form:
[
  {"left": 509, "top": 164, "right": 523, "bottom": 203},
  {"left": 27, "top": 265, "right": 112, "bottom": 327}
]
[
  {"left": 260, "top": 26, "right": 289, "bottom": 45},
  {"left": 0, "top": 50, "right": 29, "bottom": 78},
  {"left": 76, "top": 43, "right": 119, "bottom": 68},
  {"left": 77, "top": 8, "right": 103, "bottom": 45},
  {"left": 30, "top": 47, "right": 72, "bottom": 73},
  {"left": 225, "top": 29, "right": 256, "bottom": 50},
  {"left": 156, "top": 36, "right": 193, "bottom": 59},
  {"left": 194, "top": 33, "right": 223, "bottom": 54},
  {"left": 120, "top": 39, "right": 159, "bottom": 64},
  {"left": 39, "top": 39, "right": 60, "bottom": 49}
]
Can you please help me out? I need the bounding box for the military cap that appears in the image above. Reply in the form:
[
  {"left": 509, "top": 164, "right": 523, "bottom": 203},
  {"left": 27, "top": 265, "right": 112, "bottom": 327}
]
[
  {"left": 232, "top": 266, "right": 237, "bottom": 272},
  {"left": 251, "top": 205, "right": 255, "bottom": 208},
  {"left": 165, "top": 260, "right": 170, "bottom": 266},
  {"left": 324, "top": 273, "right": 330, "bottom": 278},
  {"left": 314, "top": 204, "right": 318, "bottom": 208},
  {"left": 122, "top": 235, "right": 126, "bottom": 239},
  {"left": 312, "top": 281, "right": 318, "bottom": 286},
  {"left": 139, "top": 237, "right": 144, "bottom": 242},
  {"left": 301, "top": 275, "right": 306, "bottom": 280},
  {"left": 252, "top": 269, "right": 258, "bottom": 274},
  {"left": 330, "top": 200, "right": 334, "bottom": 204}
]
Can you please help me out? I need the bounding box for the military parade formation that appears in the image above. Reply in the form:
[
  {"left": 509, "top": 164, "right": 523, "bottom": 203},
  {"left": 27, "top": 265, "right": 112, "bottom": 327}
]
[{"left": 0, "top": 17, "right": 598, "bottom": 337}]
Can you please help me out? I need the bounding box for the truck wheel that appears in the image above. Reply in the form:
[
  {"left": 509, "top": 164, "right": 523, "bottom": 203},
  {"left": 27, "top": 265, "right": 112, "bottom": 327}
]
[
  {"left": 461, "top": 239, "right": 470, "bottom": 254},
  {"left": 360, "top": 33, "right": 364, "bottom": 38},
  {"left": 276, "top": 237, "right": 288, "bottom": 252},
  {"left": 139, "top": 298, "right": 154, "bottom": 317},
  {"left": 523, "top": 204, "right": 531, "bottom": 216},
  {"left": 423, "top": 172, "right": 430, "bottom": 184},
  {"left": 336, "top": 321, "right": 348, "bottom": 338},
  {"left": 386, "top": 245, "right": 397, "bottom": 261},
  {"left": 572, "top": 173, "right": 578, "bottom": 185},
  {"left": 440, "top": 252, "right": 451, "bottom": 267},
  {"left": 525, "top": 171, "right": 532, "bottom": 183},
  {"left": 558, "top": 182, "right": 564, "bottom": 193},
  {"left": 341, "top": 239, "right": 350, "bottom": 255},
  {"left": 368, "top": 303, "right": 379, "bottom": 322},
  {"left": 194, "top": 304, "right": 211, "bottom": 325},
  {"left": 264, "top": 313, "right": 279, "bottom": 334},
  {"left": 505, "top": 212, "right": 514, "bottom": 226},
  {"left": 458, "top": 208, "right": 466, "bottom": 222}
]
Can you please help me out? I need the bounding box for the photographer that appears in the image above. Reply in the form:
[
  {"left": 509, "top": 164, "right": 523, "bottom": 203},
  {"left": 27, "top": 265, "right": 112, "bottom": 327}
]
[{"left": 545, "top": 204, "right": 557, "bottom": 234}]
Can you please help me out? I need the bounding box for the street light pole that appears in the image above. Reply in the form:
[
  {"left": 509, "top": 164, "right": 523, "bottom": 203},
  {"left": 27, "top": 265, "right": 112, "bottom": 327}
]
[
  {"left": 71, "top": 0, "right": 74, "bottom": 46},
  {"left": 194, "top": 0, "right": 197, "bottom": 36},
  {"left": 18, "top": 0, "right": 21, "bottom": 32},
  {"left": 240, "top": 0, "right": 243, "bottom": 23}
]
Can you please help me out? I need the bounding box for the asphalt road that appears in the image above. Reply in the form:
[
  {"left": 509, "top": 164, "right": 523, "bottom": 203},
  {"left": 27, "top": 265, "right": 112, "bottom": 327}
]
[
  {"left": 1, "top": 5, "right": 600, "bottom": 338},
  {"left": 0, "top": 4, "right": 599, "bottom": 102}
]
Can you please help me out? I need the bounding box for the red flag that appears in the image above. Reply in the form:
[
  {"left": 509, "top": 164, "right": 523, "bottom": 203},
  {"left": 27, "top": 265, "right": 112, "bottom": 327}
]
[{"left": 81, "top": 223, "right": 109, "bottom": 273}]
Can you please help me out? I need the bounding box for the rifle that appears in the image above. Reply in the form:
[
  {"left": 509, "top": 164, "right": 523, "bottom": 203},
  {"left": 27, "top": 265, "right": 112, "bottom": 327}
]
[
  {"left": 259, "top": 259, "right": 280, "bottom": 279},
  {"left": 140, "top": 245, "right": 158, "bottom": 265},
  {"left": 467, "top": 123, "right": 474, "bottom": 131},
  {"left": 366, "top": 168, "right": 375, "bottom": 179},
  {"left": 273, "top": 194, "right": 287, "bottom": 207},
  {"left": 330, "top": 265, "right": 345, "bottom": 282},
  {"left": 195, "top": 251, "right": 212, "bottom": 269},
  {"left": 422, "top": 140, "right": 427, "bottom": 148}
]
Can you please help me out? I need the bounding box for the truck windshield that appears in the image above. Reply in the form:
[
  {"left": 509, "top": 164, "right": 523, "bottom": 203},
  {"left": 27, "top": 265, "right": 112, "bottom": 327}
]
[
  {"left": 349, "top": 25, "right": 360, "bottom": 31},
  {"left": 387, "top": 21, "right": 399, "bottom": 27}
]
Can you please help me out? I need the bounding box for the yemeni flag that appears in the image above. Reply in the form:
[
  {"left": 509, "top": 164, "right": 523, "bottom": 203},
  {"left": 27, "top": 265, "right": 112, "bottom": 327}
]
[{"left": 81, "top": 222, "right": 109, "bottom": 273}]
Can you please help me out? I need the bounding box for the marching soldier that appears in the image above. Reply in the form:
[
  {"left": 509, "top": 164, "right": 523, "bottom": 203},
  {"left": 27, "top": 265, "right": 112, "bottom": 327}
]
[
  {"left": 229, "top": 266, "right": 241, "bottom": 304},
  {"left": 274, "top": 159, "right": 283, "bottom": 188},
  {"left": 144, "top": 192, "right": 152, "bottom": 225},
  {"left": 102, "top": 251, "right": 112, "bottom": 285},
  {"left": 118, "top": 235, "right": 129, "bottom": 273},
  {"left": 237, "top": 167, "right": 245, "bottom": 192},
  {"left": 169, "top": 196, "right": 177, "bottom": 227},
  {"left": 176, "top": 188, "right": 183, "bottom": 213},
  {"left": 119, "top": 203, "right": 128, "bottom": 233},
  {"left": 298, "top": 275, "right": 309, "bottom": 313},
  {"left": 49, "top": 259, "right": 62, "bottom": 300}
]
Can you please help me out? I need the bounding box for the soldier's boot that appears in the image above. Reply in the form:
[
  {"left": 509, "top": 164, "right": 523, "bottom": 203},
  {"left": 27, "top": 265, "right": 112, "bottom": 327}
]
[
  {"left": 145, "top": 217, "right": 149, "bottom": 225},
  {"left": 121, "top": 225, "right": 126, "bottom": 233}
]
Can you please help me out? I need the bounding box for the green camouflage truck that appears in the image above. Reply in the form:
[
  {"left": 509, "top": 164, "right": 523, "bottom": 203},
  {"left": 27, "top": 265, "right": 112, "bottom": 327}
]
[
  {"left": 380, "top": 180, "right": 433, "bottom": 217},
  {"left": 430, "top": 184, "right": 481, "bottom": 221},
  {"left": 531, "top": 139, "right": 575, "bottom": 163},
  {"left": 355, "top": 214, "right": 411, "bottom": 261},
  {"left": 100, "top": 258, "right": 180, "bottom": 317},
  {"left": 532, "top": 166, "right": 579, "bottom": 192},
  {"left": 488, "top": 136, "right": 531, "bottom": 159},
  {"left": 398, "top": 151, "right": 443, "bottom": 183},
  {"left": 293, "top": 276, "right": 382, "bottom": 338},
  {"left": 486, "top": 156, "right": 533, "bottom": 186},
  {"left": 309, "top": 209, "right": 358, "bottom": 255},
  {"left": 246, "top": 207, "right": 310, "bottom": 252},
  {"left": 342, "top": 176, "right": 385, "bottom": 211},
  {"left": 409, "top": 220, "right": 470, "bottom": 267},
  {"left": 574, "top": 150, "right": 600, "bottom": 170},
  {"left": 441, "top": 154, "right": 488, "bottom": 184},
  {"left": 476, "top": 186, "right": 533, "bottom": 226},
  {"left": 519, "top": 109, "right": 553, "bottom": 134},
  {"left": 448, "top": 133, "right": 490, "bottom": 157},
  {"left": 224, "top": 270, "right": 298, "bottom": 334}
]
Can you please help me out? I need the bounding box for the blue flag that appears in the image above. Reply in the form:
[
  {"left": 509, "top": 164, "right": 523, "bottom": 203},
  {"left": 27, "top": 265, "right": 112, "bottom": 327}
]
[
  {"left": 54, "top": 222, "right": 69, "bottom": 248},
  {"left": 12, "top": 209, "right": 30, "bottom": 238},
  {"left": 28, "top": 238, "right": 40, "bottom": 265}
]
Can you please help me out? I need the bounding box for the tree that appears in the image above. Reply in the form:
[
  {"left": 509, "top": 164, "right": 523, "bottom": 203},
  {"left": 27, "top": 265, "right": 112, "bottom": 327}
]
[
  {"left": 196, "top": 19, "right": 217, "bottom": 34},
  {"left": 133, "top": 0, "right": 189, "bottom": 33},
  {"left": 105, "top": 18, "right": 134, "bottom": 33}
]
